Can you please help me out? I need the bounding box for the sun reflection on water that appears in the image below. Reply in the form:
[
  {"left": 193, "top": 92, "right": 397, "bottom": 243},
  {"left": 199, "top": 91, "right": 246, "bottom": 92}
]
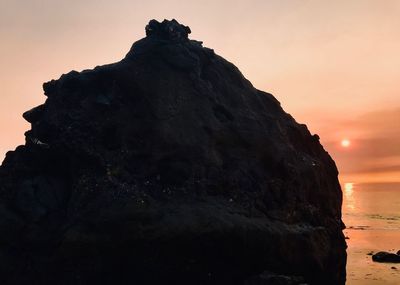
[{"left": 344, "top": 182, "right": 355, "bottom": 211}]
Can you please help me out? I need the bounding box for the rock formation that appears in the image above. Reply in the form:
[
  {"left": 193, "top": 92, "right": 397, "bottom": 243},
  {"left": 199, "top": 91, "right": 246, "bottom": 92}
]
[
  {"left": 0, "top": 19, "right": 346, "bottom": 284},
  {"left": 372, "top": 251, "right": 400, "bottom": 263}
]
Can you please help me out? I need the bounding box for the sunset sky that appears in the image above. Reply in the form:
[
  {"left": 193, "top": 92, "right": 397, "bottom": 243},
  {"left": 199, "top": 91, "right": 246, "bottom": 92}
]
[{"left": 1, "top": 0, "right": 399, "bottom": 184}]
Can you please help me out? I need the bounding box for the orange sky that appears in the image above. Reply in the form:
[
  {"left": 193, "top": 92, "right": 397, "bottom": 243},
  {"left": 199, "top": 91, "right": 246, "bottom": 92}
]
[{"left": 1, "top": 0, "right": 399, "bottom": 184}]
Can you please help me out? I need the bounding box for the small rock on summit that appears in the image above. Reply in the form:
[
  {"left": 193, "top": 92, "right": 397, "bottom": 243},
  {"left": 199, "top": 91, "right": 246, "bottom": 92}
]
[{"left": 0, "top": 19, "right": 346, "bottom": 285}]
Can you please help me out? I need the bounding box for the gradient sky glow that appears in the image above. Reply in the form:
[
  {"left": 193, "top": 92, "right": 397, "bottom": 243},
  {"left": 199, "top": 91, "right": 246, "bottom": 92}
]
[{"left": 1, "top": 0, "right": 399, "bottom": 184}]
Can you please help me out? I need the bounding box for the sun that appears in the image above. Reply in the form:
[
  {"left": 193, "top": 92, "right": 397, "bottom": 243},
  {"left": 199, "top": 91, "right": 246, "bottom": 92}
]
[{"left": 341, "top": 139, "right": 351, "bottom": 148}]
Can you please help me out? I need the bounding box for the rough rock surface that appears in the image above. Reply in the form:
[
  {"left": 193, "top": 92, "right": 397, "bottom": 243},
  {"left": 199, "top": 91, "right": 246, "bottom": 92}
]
[{"left": 0, "top": 19, "right": 346, "bottom": 285}]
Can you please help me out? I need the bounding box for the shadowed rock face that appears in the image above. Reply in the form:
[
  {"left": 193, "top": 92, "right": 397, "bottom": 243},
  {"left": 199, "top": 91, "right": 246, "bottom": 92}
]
[{"left": 0, "top": 19, "right": 346, "bottom": 285}]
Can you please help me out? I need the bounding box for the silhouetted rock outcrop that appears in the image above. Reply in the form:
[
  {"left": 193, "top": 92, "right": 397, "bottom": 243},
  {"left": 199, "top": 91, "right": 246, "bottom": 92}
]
[
  {"left": 372, "top": 251, "right": 400, "bottom": 263},
  {"left": 0, "top": 19, "right": 346, "bottom": 285}
]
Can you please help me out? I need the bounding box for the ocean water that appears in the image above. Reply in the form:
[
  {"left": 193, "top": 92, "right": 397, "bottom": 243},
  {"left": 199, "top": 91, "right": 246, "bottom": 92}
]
[{"left": 343, "top": 182, "right": 400, "bottom": 285}]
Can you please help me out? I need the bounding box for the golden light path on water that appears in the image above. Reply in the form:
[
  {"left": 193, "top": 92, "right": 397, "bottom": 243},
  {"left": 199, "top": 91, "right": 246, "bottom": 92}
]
[{"left": 344, "top": 182, "right": 355, "bottom": 211}]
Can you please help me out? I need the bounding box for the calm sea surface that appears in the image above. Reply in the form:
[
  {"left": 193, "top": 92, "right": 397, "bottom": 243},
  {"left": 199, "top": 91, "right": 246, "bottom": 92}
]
[{"left": 343, "top": 182, "right": 400, "bottom": 285}]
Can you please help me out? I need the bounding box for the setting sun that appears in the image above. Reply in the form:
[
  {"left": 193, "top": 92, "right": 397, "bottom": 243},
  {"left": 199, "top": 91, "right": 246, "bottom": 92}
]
[{"left": 341, "top": 139, "right": 351, "bottom": 148}]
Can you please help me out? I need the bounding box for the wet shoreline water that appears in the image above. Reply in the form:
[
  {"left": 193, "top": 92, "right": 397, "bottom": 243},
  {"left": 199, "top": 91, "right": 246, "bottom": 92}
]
[{"left": 343, "top": 182, "right": 400, "bottom": 284}]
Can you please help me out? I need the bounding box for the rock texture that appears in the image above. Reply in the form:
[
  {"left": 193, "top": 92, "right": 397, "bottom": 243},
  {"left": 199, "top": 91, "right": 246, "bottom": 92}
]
[{"left": 0, "top": 19, "right": 346, "bottom": 285}]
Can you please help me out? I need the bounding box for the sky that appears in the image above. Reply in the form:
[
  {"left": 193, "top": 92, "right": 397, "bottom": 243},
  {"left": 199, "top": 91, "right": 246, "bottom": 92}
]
[{"left": 0, "top": 0, "right": 399, "bottom": 184}]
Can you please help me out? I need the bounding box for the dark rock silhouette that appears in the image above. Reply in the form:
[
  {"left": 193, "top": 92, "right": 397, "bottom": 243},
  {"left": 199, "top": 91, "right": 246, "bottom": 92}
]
[
  {"left": 0, "top": 19, "right": 346, "bottom": 285},
  {"left": 372, "top": 252, "right": 400, "bottom": 263}
]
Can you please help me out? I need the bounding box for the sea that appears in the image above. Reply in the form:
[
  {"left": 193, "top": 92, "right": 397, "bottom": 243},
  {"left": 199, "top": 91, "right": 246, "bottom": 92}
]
[{"left": 343, "top": 182, "right": 400, "bottom": 285}]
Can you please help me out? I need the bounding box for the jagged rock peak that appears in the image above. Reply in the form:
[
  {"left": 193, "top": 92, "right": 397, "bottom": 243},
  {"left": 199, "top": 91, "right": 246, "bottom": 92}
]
[{"left": 145, "top": 19, "right": 191, "bottom": 42}]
